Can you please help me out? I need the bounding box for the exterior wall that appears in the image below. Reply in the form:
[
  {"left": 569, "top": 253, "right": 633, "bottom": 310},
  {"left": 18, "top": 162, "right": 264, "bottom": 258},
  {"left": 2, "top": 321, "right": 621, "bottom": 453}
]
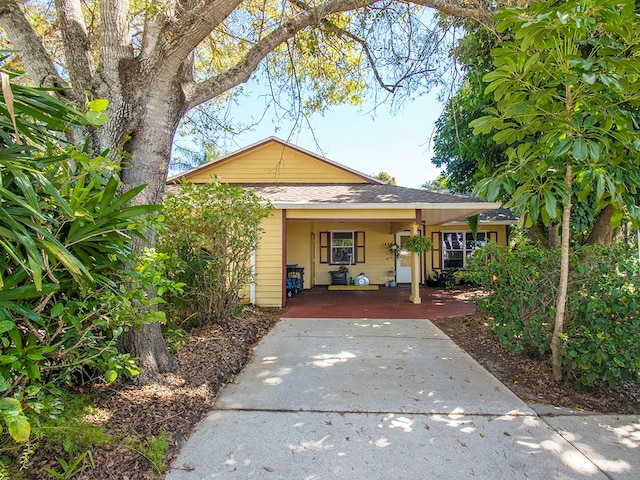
[
  {"left": 253, "top": 210, "right": 284, "bottom": 307},
  {"left": 286, "top": 222, "right": 311, "bottom": 289},
  {"left": 186, "top": 142, "right": 367, "bottom": 184},
  {"left": 310, "top": 221, "right": 398, "bottom": 286},
  {"left": 424, "top": 224, "right": 510, "bottom": 276}
]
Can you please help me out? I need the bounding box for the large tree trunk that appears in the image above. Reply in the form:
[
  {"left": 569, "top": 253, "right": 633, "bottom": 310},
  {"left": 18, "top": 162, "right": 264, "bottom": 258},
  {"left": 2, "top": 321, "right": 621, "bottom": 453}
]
[
  {"left": 117, "top": 74, "right": 186, "bottom": 383},
  {"left": 584, "top": 204, "right": 616, "bottom": 246},
  {"left": 551, "top": 165, "right": 572, "bottom": 383},
  {"left": 122, "top": 323, "right": 177, "bottom": 384}
]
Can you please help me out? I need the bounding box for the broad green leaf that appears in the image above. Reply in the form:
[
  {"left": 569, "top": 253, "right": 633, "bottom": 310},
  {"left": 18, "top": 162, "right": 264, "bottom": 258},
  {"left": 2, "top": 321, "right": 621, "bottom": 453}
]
[
  {"left": 0, "top": 283, "right": 59, "bottom": 301},
  {"left": 87, "top": 98, "right": 109, "bottom": 112},
  {"left": 596, "top": 174, "right": 605, "bottom": 199},
  {"left": 105, "top": 370, "right": 118, "bottom": 383},
  {"left": 572, "top": 138, "right": 588, "bottom": 160},
  {"left": 553, "top": 137, "right": 573, "bottom": 157},
  {"left": 522, "top": 52, "right": 540, "bottom": 76},
  {"left": 3, "top": 303, "right": 40, "bottom": 321},
  {"left": 578, "top": 184, "right": 592, "bottom": 202},
  {"left": 493, "top": 128, "right": 519, "bottom": 145},
  {"left": 50, "top": 303, "right": 64, "bottom": 317},
  {"left": 26, "top": 353, "right": 46, "bottom": 361},
  {"left": 0, "top": 355, "right": 18, "bottom": 365},
  {"left": 544, "top": 189, "right": 558, "bottom": 220},
  {"left": 0, "top": 320, "right": 15, "bottom": 334},
  {"left": 85, "top": 110, "right": 109, "bottom": 126},
  {"left": 4, "top": 413, "right": 30, "bottom": 442},
  {"left": 586, "top": 141, "right": 601, "bottom": 161},
  {"left": 529, "top": 195, "right": 540, "bottom": 222}
]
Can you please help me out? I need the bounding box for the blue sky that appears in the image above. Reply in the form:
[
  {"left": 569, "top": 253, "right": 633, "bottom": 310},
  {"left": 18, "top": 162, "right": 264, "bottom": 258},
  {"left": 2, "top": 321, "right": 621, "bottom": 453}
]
[{"left": 209, "top": 92, "right": 447, "bottom": 189}]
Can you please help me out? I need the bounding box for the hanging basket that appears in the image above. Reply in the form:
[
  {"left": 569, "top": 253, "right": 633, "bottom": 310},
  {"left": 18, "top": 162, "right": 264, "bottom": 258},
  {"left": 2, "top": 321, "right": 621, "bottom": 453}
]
[{"left": 405, "top": 235, "right": 432, "bottom": 253}]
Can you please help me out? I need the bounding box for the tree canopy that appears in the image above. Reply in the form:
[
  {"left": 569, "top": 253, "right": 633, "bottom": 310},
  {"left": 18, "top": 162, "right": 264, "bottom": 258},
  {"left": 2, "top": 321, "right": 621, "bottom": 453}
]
[{"left": 469, "top": 0, "right": 640, "bottom": 381}]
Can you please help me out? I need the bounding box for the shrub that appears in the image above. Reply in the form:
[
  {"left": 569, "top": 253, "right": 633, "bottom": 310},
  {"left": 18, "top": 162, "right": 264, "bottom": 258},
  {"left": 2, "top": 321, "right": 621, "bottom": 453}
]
[
  {"left": 0, "top": 67, "right": 179, "bottom": 472},
  {"left": 467, "top": 242, "right": 559, "bottom": 358},
  {"left": 468, "top": 242, "right": 640, "bottom": 387},
  {"left": 564, "top": 246, "right": 640, "bottom": 388},
  {"left": 159, "top": 182, "right": 272, "bottom": 325}
]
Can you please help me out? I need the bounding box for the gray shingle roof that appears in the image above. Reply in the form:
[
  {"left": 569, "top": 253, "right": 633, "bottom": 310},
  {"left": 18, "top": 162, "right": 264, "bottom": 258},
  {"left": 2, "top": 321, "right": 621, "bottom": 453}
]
[{"left": 239, "top": 183, "right": 488, "bottom": 205}]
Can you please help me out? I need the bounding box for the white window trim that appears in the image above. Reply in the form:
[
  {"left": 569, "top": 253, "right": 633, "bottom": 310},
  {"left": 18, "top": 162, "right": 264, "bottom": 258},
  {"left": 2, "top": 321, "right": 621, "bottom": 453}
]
[
  {"left": 441, "top": 231, "right": 488, "bottom": 269},
  {"left": 330, "top": 230, "right": 355, "bottom": 265}
]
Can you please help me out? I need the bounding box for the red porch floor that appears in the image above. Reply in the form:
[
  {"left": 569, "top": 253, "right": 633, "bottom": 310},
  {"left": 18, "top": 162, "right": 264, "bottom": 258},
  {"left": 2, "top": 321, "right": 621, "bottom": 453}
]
[{"left": 282, "top": 285, "right": 476, "bottom": 319}]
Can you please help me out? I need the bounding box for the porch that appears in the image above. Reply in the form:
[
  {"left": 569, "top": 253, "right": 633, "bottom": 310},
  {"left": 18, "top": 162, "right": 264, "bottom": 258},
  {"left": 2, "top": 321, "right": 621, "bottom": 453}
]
[{"left": 282, "top": 285, "right": 477, "bottom": 319}]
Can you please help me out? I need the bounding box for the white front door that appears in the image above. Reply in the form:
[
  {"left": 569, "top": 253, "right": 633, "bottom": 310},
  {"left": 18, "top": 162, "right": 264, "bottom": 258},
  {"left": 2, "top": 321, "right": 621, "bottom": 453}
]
[{"left": 395, "top": 231, "right": 413, "bottom": 283}]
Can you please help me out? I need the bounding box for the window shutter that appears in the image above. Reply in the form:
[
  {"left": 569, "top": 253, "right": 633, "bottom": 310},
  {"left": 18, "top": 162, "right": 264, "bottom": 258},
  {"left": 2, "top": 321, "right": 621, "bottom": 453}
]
[
  {"left": 320, "top": 232, "right": 329, "bottom": 264},
  {"left": 355, "top": 231, "right": 365, "bottom": 264},
  {"left": 488, "top": 231, "right": 498, "bottom": 243},
  {"left": 431, "top": 231, "right": 442, "bottom": 270}
]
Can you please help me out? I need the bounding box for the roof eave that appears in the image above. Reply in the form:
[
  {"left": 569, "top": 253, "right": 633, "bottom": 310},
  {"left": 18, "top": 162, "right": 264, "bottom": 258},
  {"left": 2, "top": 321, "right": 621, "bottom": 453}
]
[{"left": 272, "top": 202, "right": 500, "bottom": 210}]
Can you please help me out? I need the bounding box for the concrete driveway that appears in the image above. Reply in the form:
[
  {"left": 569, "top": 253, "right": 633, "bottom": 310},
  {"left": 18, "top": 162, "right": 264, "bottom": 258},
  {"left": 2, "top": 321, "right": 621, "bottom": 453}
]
[{"left": 167, "top": 318, "right": 639, "bottom": 479}]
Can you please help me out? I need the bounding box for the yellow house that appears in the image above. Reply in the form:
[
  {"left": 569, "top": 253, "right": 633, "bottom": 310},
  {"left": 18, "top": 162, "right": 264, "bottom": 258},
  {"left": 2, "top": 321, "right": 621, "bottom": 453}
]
[{"left": 167, "top": 137, "right": 512, "bottom": 307}]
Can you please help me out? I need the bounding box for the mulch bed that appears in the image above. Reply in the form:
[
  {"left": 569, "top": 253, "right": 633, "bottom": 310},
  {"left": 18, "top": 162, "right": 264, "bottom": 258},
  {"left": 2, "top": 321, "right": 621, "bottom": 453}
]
[{"left": 26, "top": 292, "right": 639, "bottom": 479}]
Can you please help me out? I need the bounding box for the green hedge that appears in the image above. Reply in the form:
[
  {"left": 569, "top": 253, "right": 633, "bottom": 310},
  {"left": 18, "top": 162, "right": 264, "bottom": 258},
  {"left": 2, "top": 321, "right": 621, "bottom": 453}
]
[{"left": 467, "top": 242, "right": 640, "bottom": 388}]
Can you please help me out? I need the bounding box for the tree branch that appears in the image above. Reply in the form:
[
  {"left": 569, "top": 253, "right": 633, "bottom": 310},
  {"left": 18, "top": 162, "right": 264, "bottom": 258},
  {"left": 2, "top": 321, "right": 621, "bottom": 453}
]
[
  {"left": 184, "top": 0, "right": 371, "bottom": 109},
  {"left": 99, "top": 0, "right": 134, "bottom": 75},
  {"left": 54, "top": 0, "right": 95, "bottom": 97},
  {"left": 0, "top": 0, "right": 70, "bottom": 95},
  {"left": 409, "top": 0, "right": 493, "bottom": 22},
  {"left": 183, "top": 0, "right": 491, "bottom": 109},
  {"left": 149, "top": 0, "right": 244, "bottom": 73}
]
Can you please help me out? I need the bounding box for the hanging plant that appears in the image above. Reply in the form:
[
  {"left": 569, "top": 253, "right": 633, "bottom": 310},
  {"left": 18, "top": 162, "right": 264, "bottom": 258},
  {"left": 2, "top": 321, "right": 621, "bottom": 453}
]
[{"left": 405, "top": 235, "right": 433, "bottom": 253}]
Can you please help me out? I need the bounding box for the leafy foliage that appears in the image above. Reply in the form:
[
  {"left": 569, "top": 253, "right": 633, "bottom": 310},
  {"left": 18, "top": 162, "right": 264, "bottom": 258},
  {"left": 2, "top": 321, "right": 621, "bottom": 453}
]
[
  {"left": 468, "top": 242, "right": 558, "bottom": 357},
  {"left": 471, "top": 0, "right": 640, "bottom": 228},
  {"left": 565, "top": 248, "right": 640, "bottom": 387},
  {"left": 468, "top": 242, "right": 640, "bottom": 388},
  {"left": 469, "top": 0, "right": 640, "bottom": 381},
  {"left": 431, "top": 27, "right": 508, "bottom": 194},
  {"left": 0, "top": 66, "right": 179, "bottom": 479},
  {"left": 159, "top": 182, "right": 273, "bottom": 325}
]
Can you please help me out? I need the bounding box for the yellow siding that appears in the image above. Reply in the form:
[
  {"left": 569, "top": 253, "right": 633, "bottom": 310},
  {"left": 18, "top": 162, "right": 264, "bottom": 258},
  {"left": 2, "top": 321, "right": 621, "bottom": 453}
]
[
  {"left": 286, "top": 223, "right": 311, "bottom": 289},
  {"left": 311, "top": 222, "right": 398, "bottom": 286},
  {"left": 253, "top": 210, "right": 284, "bottom": 307},
  {"left": 287, "top": 208, "right": 416, "bottom": 221},
  {"left": 186, "top": 142, "right": 367, "bottom": 184}
]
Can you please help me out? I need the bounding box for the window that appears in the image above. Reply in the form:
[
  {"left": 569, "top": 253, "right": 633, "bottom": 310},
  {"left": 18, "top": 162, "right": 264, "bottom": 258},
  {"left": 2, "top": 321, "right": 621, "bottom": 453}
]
[
  {"left": 331, "top": 232, "right": 354, "bottom": 264},
  {"left": 319, "top": 231, "right": 365, "bottom": 265},
  {"left": 442, "top": 231, "right": 487, "bottom": 269}
]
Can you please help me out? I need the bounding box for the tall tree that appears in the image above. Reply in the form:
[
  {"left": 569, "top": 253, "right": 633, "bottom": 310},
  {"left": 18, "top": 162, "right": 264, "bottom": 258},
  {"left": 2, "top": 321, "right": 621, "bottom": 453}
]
[
  {"left": 433, "top": 2, "right": 639, "bottom": 246},
  {"left": 470, "top": 0, "right": 640, "bottom": 381},
  {"left": 372, "top": 171, "right": 397, "bottom": 185},
  {"left": 0, "top": 0, "right": 493, "bottom": 383},
  {"left": 431, "top": 27, "right": 506, "bottom": 194}
]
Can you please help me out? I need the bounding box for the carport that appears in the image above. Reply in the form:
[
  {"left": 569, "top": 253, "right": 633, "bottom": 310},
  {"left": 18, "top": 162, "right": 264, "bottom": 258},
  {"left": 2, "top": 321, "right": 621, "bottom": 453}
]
[{"left": 282, "top": 285, "right": 476, "bottom": 319}]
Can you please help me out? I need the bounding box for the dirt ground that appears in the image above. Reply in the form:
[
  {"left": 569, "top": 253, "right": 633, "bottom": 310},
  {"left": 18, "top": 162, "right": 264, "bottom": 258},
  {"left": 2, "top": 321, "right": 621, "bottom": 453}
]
[{"left": 28, "top": 291, "right": 639, "bottom": 479}]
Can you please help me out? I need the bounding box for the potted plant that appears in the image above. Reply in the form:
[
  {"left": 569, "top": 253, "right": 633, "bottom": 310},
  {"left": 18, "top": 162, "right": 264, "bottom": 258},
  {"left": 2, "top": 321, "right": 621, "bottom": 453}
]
[{"left": 405, "top": 235, "right": 433, "bottom": 253}]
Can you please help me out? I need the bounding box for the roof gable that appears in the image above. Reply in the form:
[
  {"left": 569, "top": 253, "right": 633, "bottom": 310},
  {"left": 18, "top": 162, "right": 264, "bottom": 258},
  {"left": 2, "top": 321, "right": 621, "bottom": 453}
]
[{"left": 167, "top": 137, "right": 383, "bottom": 185}]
